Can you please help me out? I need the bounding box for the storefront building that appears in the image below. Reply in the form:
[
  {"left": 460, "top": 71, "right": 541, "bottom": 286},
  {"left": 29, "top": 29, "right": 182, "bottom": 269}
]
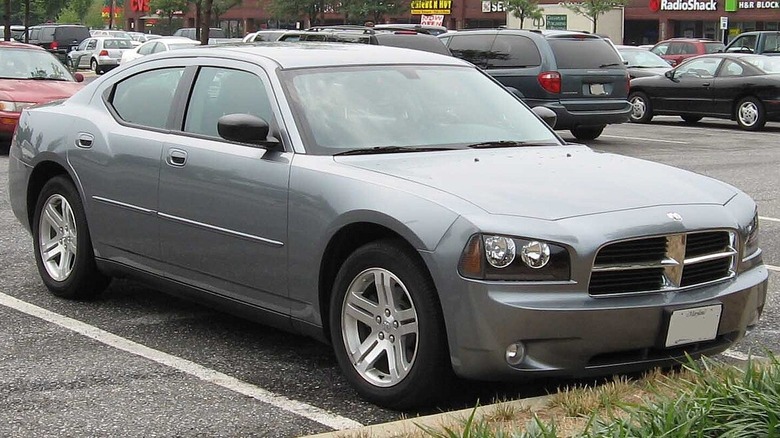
[
  {"left": 624, "top": 0, "right": 780, "bottom": 45},
  {"left": 122, "top": 0, "right": 509, "bottom": 36}
]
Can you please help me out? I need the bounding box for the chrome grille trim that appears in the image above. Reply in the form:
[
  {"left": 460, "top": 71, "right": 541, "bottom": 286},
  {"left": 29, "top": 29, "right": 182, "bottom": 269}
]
[{"left": 589, "top": 230, "right": 737, "bottom": 297}]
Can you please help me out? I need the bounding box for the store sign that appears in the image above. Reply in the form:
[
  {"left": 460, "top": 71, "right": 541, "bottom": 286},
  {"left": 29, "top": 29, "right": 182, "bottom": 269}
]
[
  {"left": 411, "top": 0, "right": 452, "bottom": 15},
  {"left": 726, "top": 0, "right": 780, "bottom": 10},
  {"left": 649, "top": 0, "right": 717, "bottom": 10},
  {"left": 420, "top": 14, "right": 444, "bottom": 25},
  {"left": 481, "top": 1, "right": 506, "bottom": 12},
  {"left": 130, "top": 0, "right": 150, "bottom": 12},
  {"left": 546, "top": 14, "right": 567, "bottom": 30}
]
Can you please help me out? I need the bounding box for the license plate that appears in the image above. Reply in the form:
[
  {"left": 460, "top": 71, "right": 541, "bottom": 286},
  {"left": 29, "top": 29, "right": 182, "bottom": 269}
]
[
  {"left": 589, "top": 83, "right": 607, "bottom": 95},
  {"left": 665, "top": 304, "right": 722, "bottom": 348}
]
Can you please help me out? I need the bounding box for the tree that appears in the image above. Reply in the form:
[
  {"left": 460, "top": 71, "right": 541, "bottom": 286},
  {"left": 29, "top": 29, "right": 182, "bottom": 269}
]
[
  {"left": 561, "top": 0, "right": 627, "bottom": 33},
  {"left": 150, "top": 0, "right": 189, "bottom": 33},
  {"left": 505, "top": 0, "right": 543, "bottom": 29},
  {"left": 211, "top": 0, "right": 241, "bottom": 24},
  {"left": 268, "top": 0, "right": 333, "bottom": 27},
  {"left": 339, "top": 0, "right": 405, "bottom": 25},
  {"left": 199, "top": 0, "right": 213, "bottom": 44}
]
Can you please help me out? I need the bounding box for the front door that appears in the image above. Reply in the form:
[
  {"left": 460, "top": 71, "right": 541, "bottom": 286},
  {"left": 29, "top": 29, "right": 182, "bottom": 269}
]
[{"left": 654, "top": 57, "right": 722, "bottom": 114}]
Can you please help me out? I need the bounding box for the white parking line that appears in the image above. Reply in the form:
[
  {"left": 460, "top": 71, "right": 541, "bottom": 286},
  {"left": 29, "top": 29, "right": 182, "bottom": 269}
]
[
  {"left": 721, "top": 349, "right": 764, "bottom": 362},
  {"left": 760, "top": 216, "right": 780, "bottom": 223},
  {"left": 0, "top": 292, "right": 362, "bottom": 431},
  {"left": 768, "top": 264, "right": 780, "bottom": 273},
  {"left": 600, "top": 135, "right": 689, "bottom": 144}
]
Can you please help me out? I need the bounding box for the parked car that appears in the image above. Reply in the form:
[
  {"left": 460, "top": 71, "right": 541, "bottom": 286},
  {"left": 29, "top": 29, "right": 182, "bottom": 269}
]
[
  {"left": 439, "top": 29, "right": 631, "bottom": 140},
  {"left": 0, "top": 41, "right": 83, "bottom": 139},
  {"left": 68, "top": 37, "right": 134, "bottom": 74},
  {"left": 243, "top": 30, "right": 290, "bottom": 42},
  {"left": 91, "top": 29, "right": 133, "bottom": 40},
  {"left": 127, "top": 32, "right": 162, "bottom": 45},
  {"left": 724, "top": 31, "right": 780, "bottom": 56},
  {"left": 173, "top": 27, "right": 226, "bottom": 40},
  {"left": 373, "top": 23, "right": 449, "bottom": 35},
  {"left": 650, "top": 38, "right": 725, "bottom": 67},
  {"left": 25, "top": 24, "right": 91, "bottom": 62},
  {"left": 121, "top": 37, "right": 200, "bottom": 64},
  {"left": 285, "top": 26, "right": 451, "bottom": 55},
  {"left": 0, "top": 25, "right": 27, "bottom": 41},
  {"left": 628, "top": 53, "right": 780, "bottom": 130},
  {"left": 615, "top": 45, "right": 672, "bottom": 79},
  {"left": 7, "top": 43, "right": 766, "bottom": 410}
]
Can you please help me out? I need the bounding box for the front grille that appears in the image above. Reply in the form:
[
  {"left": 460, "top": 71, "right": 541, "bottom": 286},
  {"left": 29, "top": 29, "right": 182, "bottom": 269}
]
[{"left": 589, "top": 230, "right": 736, "bottom": 296}]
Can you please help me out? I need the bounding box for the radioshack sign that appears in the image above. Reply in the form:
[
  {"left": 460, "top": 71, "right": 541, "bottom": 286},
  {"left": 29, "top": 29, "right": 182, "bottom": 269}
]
[{"left": 649, "top": 0, "right": 717, "bottom": 10}]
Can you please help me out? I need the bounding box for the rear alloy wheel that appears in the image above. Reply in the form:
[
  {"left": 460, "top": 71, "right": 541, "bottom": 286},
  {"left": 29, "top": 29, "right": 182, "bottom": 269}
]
[
  {"left": 33, "top": 176, "right": 110, "bottom": 299},
  {"left": 570, "top": 125, "right": 605, "bottom": 141},
  {"left": 91, "top": 59, "right": 101, "bottom": 75},
  {"left": 629, "top": 91, "right": 653, "bottom": 123},
  {"left": 330, "top": 240, "right": 450, "bottom": 410},
  {"left": 681, "top": 115, "right": 703, "bottom": 124},
  {"left": 735, "top": 96, "right": 766, "bottom": 131}
]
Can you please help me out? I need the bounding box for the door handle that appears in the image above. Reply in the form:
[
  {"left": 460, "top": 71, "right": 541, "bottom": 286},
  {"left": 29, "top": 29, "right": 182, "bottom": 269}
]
[
  {"left": 167, "top": 148, "right": 188, "bottom": 167},
  {"left": 702, "top": 83, "right": 711, "bottom": 87},
  {"left": 75, "top": 133, "right": 94, "bottom": 148}
]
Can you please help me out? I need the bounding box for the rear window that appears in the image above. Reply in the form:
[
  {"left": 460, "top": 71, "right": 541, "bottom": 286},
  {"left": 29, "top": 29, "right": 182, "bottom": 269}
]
[
  {"left": 548, "top": 38, "right": 623, "bottom": 69},
  {"left": 54, "top": 27, "right": 90, "bottom": 42},
  {"left": 704, "top": 42, "right": 725, "bottom": 53},
  {"left": 374, "top": 34, "right": 451, "bottom": 55},
  {"left": 104, "top": 39, "right": 133, "bottom": 49},
  {"left": 447, "top": 34, "right": 496, "bottom": 68},
  {"left": 487, "top": 35, "right": 541, "bottom": 68}
]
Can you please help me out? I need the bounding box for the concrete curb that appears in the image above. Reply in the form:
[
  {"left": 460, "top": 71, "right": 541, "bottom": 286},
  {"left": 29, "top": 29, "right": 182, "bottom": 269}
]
[{"left": 303, "top": 394, "right": 554, "bottom": 438}]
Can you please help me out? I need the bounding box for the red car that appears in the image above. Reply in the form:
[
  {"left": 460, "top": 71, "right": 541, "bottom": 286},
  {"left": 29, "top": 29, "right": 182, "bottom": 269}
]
[
  {"left": 0, "top": 41, "right": 84, "bottom": 139},
  {"left": 650, "top": 38, "right": 725, "bottom": 67}
]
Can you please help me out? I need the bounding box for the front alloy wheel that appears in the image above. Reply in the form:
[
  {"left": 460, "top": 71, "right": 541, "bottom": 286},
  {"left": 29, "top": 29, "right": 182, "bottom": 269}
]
[
  {"left": 330, "top": 240, "right": 451, "bottom": 409},
  {"left": 38, "top": 194, "right": 78, "bottom": 282},
  {"left": 629, "top": 91, "right": 653, "bottom": 123}
]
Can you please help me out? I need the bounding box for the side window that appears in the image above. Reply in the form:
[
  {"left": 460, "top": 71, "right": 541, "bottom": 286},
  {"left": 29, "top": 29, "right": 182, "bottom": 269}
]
[
  {"left": 29, "top": 28, "right": 39, "bottom": 40},
  {"left": 763, "top": 34, "right": 780, "bottom": 53},
  {"left": 152, "top": 43, "right": 165, "bottom": 53},
  {"left": 651, "top": 43, "right": 668, "bottom": 55},
  {"left": 730, "top": 35, "right": 758, "bottom": 53},
  {"left": 683, "top": 43, "right": 697, "bottom": 54},
  {"left": 447, "top": 34, "right": 496, "bottom": 68},
  {"left": 138, "top": 42, "right": 155, "bottom": 55},
  {"left": 719, "top": 59, "right": 744, "bottom": 77},
  {"left": 676, "top": 58, "right": 721, "bottom": 78},
  {"left": 77, "top": 39, "right": 89, "bottom": 50},
  {"left": 183, "top": 67, "right": 273, "bottom": 139},
  {"left": 88, "top": 40, "right": 97, "bottom": 50},
  {"left": 110, "top": 67, "right": 185, "bottom": 129},
  {"left": 486, "top": 35, "right": 541, "bottom": 68}
]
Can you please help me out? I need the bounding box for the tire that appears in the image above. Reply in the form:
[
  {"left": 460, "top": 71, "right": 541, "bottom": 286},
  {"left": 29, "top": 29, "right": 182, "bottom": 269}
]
[
  {"left": 91, "top": 59, "right": 101, "bottom": 75},
  {"left": 735, "top": 96, "right": 766, "bottom": 131},
  {"left": 629, "top": 91, "right": 653, "bottom": 123},
  {"left": 329, "top": 239, "right": 451, "bottom": 409},
  {"left": 681, "top": 115, "right": 703, "bottom": 123},
  {"left": 32, "top": 176, "right": 110, "bottom": 300},
  {"left": 570, "top": 125, "right": 605, "bottom": 141}
]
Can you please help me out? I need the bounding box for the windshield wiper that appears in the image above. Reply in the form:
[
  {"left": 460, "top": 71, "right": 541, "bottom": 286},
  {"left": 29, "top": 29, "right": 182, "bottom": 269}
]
[
  {"left": 334, "top": 146, "right": 454, "bottom": 156},
  {"left": 28, "top": 76, "right": 69, "bottom": 81},
  {"left": 467, "top": 140, "right": 557, "bottom": 149}
]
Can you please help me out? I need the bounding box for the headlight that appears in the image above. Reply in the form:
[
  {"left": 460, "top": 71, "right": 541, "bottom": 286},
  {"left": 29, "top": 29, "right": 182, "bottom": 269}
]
[
  {"left": 458, "top": 234, "right": 570, "bottom": 281},
  {"left": 0, "top": 100, "right": 36, "bottom": 112},
  {"left": 743, "top": 210, "right": 760, "bottom": 260}
]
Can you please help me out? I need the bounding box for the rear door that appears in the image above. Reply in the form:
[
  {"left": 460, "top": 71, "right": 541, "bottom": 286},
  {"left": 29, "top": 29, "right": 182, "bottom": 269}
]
[{"left": 546, "top": 35, "right": 629, "bottom": 107}]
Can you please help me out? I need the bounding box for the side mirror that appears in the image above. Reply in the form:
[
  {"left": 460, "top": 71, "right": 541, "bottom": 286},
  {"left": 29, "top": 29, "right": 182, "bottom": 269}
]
[
  {"left": 664, "top": 70, "right": 675, "bottom": 79},
  {"left": 531, "top": 106, "right": 557, "bottom": 128},
  {"left": 217, "top": 113, "right": 278, "bottom": 147},
  {"left": 74, "top": 72, "right": 84, "bottom": 82}
]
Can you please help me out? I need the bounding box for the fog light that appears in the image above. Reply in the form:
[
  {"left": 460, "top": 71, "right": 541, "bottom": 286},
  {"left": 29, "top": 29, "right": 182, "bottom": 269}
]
[{"left": 505, "top": 342, "right": 526, "bottom": 366}]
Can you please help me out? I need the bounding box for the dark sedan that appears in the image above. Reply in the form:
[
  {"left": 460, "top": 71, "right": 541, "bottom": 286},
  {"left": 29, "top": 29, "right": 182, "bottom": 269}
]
[{"left": 629, "top": 53, "right": 780, "bottom": 130}]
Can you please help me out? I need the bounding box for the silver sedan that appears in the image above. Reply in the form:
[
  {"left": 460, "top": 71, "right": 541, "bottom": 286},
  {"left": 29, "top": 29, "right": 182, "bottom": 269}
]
[
  {"left": 68, "top": 36, "right": 134, "bottom": 73},
  {"left": 8, "top": 44, "right": 768, "bottom": 410}
]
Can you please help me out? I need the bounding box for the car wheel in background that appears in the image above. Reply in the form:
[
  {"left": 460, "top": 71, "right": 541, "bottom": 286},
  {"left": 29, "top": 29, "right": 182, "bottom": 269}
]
[
  {"left": 735, "top": 96, "right": 766, "bottom": 131},
  {"left": 681, "top": 115, "right": 703, "bottom": 124},
  {"left": 91, "top": 58, "right": 101, "bottom": 74},
  {"left": 570, "top": 125, "right": 605, "bottom": 141},
  {"left": 629, "top": 91, "right": 653, "bottom": 123},
  {"left": 329, "top": 239, "right": 451, "bottom": 410},
  {"left": 33, "top": 176, "right": 110, "bottom": 299}
]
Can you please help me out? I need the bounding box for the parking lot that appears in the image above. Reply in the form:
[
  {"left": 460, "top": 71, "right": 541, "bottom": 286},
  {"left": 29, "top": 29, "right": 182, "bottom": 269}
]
[{"left": 0, "top": 116, "right": 777, "bottom": 437}]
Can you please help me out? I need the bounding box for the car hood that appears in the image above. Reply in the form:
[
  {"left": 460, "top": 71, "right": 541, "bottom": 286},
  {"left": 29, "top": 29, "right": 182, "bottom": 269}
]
[
  {"left": 0, "top": 79, "right": 82, "bottom": 104},
  {"left": 337, "top": 145, "right": 737, "bottom": 220}
]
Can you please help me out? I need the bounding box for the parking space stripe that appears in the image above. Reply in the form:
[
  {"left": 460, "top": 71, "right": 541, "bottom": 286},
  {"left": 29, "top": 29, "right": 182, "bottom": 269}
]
[
  {"left": 721, "top": 349, "right": 764, "bottom": 361},
  {"left": 0, "top": 292, "right": 363, "bottom": 431},
  {"left": 600, "top": 135, "right": 689, "bottom": 144},
  {"left": 767, "top": 265, "right": 780, "bottom": 273},
  {"left": 760, "top": 216, "right": 780, "bottom": 223}
]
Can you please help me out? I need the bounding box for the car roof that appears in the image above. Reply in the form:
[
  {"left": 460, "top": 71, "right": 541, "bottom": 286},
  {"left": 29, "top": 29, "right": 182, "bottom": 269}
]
[
  {"left": 0, "top": 40, "right": 45, "bottom": 50},
  {"left": 655, "top": 38, "right": 722, "bottom": 44},
  {"left": 156, "top": 43, "right": 467, "bottom": 69}
]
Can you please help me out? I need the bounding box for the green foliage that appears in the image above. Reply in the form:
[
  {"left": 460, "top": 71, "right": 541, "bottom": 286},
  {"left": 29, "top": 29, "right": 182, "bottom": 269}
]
[
  {"left": 560, "top": 0, "right": 628, "bottom": 33},
  {"left": 70, "top": 0, "right": 95, "bottom": 22},
  {"left": 338, "top": 0, "right": 407, "bottom": 25},
  {"left": 150, "top": 0, "right": 189, "bottom": 21},
  {"left": 211, "top": 0, "right": 242, "bottom": 20},
  {"left": 268, "top": 0, "right": 334, "bottom": 26},
  {"left": 505, "top": 0, "right": 543, "bottom": 29}
]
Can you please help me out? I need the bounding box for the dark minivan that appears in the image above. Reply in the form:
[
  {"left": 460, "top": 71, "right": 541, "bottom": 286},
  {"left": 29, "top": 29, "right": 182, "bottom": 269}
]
[
  {"left": 27, "top": 24, "right": 91, "bottom": 62},
  {"left": 439, "top": 29, "right": 631, "bottom": 140}
]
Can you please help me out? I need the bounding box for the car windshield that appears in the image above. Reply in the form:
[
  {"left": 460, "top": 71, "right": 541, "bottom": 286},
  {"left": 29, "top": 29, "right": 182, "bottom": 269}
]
[
  {"left": 109, "top": 31, "right": 132, "bottom": 39},
  {"left": 619, "top": 49, "right": 669, "bottom": 68},
  {"left": 281, "top": 65, "right": 560, "bottom": 155},
  {"left": 104, "top": 38, "right": 133, "bottom": 49},
  {"left": 705, "top": 42, "right": 725, "bottom": 53},
  {"left": 168, "top": 43, "right": 199, "bottom": 50},
  {"left": 743, "top": 55, "right": 780, "bottom": 73},
  {"left": 0, "top": 48, "right": 74, "bottom": 81}
]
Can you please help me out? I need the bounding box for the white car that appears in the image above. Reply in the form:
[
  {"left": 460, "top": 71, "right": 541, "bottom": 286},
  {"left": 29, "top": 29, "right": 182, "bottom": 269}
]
[
  {"left": 121, "top": 37, "right": 201, "bottom": 64},
  {"left": 68, "top": 36, "right": 134, "bottom": 74}
]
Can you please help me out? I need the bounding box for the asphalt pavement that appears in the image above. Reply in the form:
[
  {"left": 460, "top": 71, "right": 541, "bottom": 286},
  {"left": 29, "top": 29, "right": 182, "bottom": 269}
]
[{"left": 0, "top": 117, "right": 777, "bottom": 437}]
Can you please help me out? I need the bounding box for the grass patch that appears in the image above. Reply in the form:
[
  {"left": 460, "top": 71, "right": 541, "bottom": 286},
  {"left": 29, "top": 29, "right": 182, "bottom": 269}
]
[{"left": 415, "top": 354, "right": 779, "bottom": 438}]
